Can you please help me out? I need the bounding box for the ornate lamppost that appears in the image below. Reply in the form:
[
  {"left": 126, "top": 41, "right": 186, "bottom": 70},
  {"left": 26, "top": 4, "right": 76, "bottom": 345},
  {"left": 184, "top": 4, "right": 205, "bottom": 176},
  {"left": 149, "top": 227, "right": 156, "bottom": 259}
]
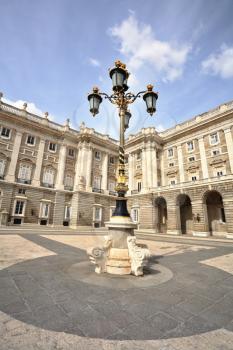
[{"left": 87, "top": 60, "right": 158, "bottom": 276}]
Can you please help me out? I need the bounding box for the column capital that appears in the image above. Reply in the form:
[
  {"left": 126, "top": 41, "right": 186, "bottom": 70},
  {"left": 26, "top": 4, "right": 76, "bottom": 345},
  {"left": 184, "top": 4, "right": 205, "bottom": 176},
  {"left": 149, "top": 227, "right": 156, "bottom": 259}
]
[{"left": 224, "top": 128, "right": 232, "bottom": 134}]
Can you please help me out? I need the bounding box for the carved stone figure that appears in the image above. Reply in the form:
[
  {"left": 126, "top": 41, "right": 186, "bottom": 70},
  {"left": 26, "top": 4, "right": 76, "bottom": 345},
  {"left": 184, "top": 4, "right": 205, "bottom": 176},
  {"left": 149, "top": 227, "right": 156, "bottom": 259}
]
[
  {"left": 87, "top": 235, "right": 112, "bottom": 273},
  {"left": 127, "top": 236, "right": 150, "bottom": 276}
]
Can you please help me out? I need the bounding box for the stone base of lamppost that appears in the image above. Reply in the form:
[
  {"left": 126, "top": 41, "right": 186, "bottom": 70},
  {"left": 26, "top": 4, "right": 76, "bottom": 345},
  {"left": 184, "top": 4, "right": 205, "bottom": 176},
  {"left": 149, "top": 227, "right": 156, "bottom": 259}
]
[{"left": 87, "top": 207, "right": 151, "bottom": 276}]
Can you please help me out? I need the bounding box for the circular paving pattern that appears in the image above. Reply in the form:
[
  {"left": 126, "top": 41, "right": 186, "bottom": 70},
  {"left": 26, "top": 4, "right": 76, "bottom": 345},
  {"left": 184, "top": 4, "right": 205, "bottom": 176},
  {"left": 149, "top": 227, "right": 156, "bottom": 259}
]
[
  {"left": 0, "top": 234, "right": 233, "bottom": 340},
  {"left": 66, "top": 261, "right": 173, "bottom": 289}
]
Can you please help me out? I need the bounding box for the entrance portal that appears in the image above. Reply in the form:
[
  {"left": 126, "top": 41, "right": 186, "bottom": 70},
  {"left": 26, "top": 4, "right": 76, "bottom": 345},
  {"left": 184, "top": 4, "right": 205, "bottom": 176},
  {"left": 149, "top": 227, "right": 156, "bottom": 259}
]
[
  {"left": 177, "top": 194, "right": 193, "bottom": 234},
  {"left": 155, "top": 197, "right": 167, "bottom": 233},
  {"left": 204, "top": 190, "right": 226, "bottom": 235}
]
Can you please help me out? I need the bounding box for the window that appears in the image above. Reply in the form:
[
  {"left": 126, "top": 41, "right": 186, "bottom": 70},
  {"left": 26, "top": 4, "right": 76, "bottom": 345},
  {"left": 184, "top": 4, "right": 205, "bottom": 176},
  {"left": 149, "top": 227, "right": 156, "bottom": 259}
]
[
  {"left": 18, "top": 163, "right": 32, "bottom": 181},
  {"left": 93, "top": 176, "right": 101, "bottom": 189},
  {"left": 95, "top": 151, "right": 101, "bottom": 160},
  {"left": 109, "top": 156, "right": 115, "bottom": 164},
  {"left": 168, "top": 148, "right": 173, "bottom": 157},
  {"left": 136, "top": 152, "right": 141, "bottom": 160},
  {"left": 187, "top": 141, "right": 194, "bottom": 152},
  {"left": 68, "top": 148, "right": 74, "bottom": 157},
  {"left": 0, "top": 159, "right": 5, "bottom": 177},
  {"left": 1, "top": 127, "right": 11, "bottom": 139},
  {"left": 65, "top": 174, "right": 73, "bottom": 188},
  {"left": 212, "top": 149, "right": 220, "bottom": 156},
  {"left": 124, "top": 157, "right": 128, "bottom": 164},
  {"left": 192, "top": 176, "right": 197, "bottom": 181},
  {"left": 64, "top": 206, "right": 71, "bottom": 220},
  {"left": 18, "top": 188, "right": 26, "bottom": 194},
  {"left": 43, "top": 168, "right": 54, "bottom": 185},
  {"left": 210, "top": 133, "right": 219, "bottom": 145},
  {"left": 94, "top": 207, "right": 102, "bottom": 221},
  {"left": 26, "top": 135, "right": 35, "bottom": 146},
  {"left": 217, "top": 171, "right": 223, "bottom": 177},
  {"left": 48, "top": 142, "right": 57, "bottom": 152},
  {"left": 189, "top": 156, "right": 195, "bottom": 162},
  {"left": 137, "top": 181, "right": 142, "bottom": 192},
  {"left": 131, "top": 208, "right": 139, "bottom": 223},
  {"left": 169, "top": 162, "right": 174, "bottom": 167},
  {"left": 170, "top": 179, "right": 176, "bottom": 185},
  {"left": 15, "top": 201, "right": 24, "bottom": 215},
  {"left": 41, "top": 203, "right": 50, "bottom": 218}
]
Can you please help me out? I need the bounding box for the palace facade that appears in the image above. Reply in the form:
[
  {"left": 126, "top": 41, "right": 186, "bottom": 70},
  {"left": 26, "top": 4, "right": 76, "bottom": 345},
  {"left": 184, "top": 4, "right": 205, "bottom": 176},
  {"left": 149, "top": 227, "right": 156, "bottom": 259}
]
[{"left": 0, "top": 92, "right": 233, "bottom": 238}]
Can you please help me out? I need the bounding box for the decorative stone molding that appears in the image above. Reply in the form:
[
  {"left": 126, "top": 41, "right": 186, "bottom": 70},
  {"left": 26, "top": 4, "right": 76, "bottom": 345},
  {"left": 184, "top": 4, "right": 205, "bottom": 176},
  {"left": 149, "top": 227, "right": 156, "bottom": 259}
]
[
  {"left": 87, "top": 235, "right": 112, "bottom": 273},
  {"left": 127, "top": 236, "right": 150, "bottom": 276}
]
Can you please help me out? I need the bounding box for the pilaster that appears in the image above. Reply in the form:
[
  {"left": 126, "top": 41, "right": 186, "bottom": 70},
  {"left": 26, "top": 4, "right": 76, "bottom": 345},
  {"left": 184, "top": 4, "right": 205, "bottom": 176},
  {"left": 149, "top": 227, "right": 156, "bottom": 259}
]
[
  {"left": 5, "top": 131, "right": 23, "bottom": 182},
  {"left": 102, "top": 152, "right": 108, "bottom": 193},
  {"left": 224, "top": 128, "right": 233, "bottom": 174},
  {"left": 198, "top": 136, "right": 209, "bottom": 179},
  {"left": 32, "top": 138, "right": 45, "bottom": 187},
  {"left": 177, "top": 144, "right": 184, "bottom": 183},
  {"left": 55, "top": 143, "right": 66, "bottom": 190}
]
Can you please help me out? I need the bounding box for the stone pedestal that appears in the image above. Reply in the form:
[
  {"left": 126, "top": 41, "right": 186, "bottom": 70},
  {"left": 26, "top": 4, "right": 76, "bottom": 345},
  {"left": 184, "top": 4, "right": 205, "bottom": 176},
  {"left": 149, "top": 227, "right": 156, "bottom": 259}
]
[{"left": 87, "top": 215, "right": 150, "bottom": 276}]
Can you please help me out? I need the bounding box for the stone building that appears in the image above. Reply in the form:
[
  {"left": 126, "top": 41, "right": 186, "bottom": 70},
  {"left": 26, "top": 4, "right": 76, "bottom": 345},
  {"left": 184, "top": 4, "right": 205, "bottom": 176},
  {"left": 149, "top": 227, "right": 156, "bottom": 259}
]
[{"left": 0, "top": 92, "right": 233, "bottom": 238}]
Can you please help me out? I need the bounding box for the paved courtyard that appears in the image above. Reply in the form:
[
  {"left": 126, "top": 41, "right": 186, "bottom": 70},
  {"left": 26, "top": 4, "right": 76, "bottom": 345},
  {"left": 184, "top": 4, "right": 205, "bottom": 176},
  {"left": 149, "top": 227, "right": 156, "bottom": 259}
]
[{"left": 0, "top": 229, "right": 233, "bottom": 349}]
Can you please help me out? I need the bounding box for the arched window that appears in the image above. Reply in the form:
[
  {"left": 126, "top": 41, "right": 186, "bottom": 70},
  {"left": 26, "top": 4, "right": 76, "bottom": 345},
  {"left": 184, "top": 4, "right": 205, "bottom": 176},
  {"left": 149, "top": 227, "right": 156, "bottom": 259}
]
[
  {"left": 18, "top": 163, "right": 32, "bottom": 182},
  {"left": 64, "top": 174, "right": 74, "bottom": 188},
  {"left": 43, "top": 168, "right": 55, "bottom": 186},
  {"left": 0, "top": 159, "right": 6, "bottom": 178}
]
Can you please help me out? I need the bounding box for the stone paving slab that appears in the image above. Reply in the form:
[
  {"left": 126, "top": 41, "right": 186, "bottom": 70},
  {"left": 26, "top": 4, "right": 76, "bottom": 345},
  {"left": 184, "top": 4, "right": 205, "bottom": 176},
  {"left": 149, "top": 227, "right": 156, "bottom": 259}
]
[{"left": 0, "top": 231, "right": 233, "bottom": 349}]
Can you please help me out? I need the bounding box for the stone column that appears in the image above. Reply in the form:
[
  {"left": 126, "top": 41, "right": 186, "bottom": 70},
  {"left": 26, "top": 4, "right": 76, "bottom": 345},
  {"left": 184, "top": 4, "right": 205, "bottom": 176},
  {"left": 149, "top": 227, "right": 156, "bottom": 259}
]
[
  {"left": 146, "top": 142, "right": 152, "bottom": 189},
  {"left": 224, "top": 128, "right": 233, "bottom": 174},
  {"left": 198, "top": 136, "right": 209, "bottom": 179},
  {"left": 102, "top": 152, "right": 108, "bottom": 192},
  {"left": 177, "top": 144, "right": 185, "bottom": 183},
  {"left": 142, "top": 147, "right": 148, "bottom": 191},
  {"left": 85, "top": 145, "right": 93, "bottom": 191},
  {"left": 161, "top": 151, "right": 165, "bottom": 186},
  {"left": 74, "top": 147, "right": 82, "bottom": 190},
  {"left": 151, "top": 145, "right": 158, "bottom": 188},
  {"left": 32, "top": 138, "right": 45, "bottom": 187},
  {"left": 5, "top": 131, "right": 22, "bottom": 182},
  {"left": 55, "top": 144, "right": 66, "bottom": 190},
  {"left": 128, "top": 153, "right": 133, "bottom": 193}
]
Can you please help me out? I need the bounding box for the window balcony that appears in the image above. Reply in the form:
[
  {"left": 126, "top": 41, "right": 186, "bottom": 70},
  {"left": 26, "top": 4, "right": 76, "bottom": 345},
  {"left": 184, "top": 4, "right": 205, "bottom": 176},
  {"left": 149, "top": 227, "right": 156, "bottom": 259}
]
[
  {"left": 42, "top": 182, "right": 54, "bottom": 188},
  {"left": 64, "top": 185, "right": 73, "bottom": 191},
  {"left": 17, "top": 178, "right": 31, "bottom": 184},
  {"left": 92, "top": 187, "right": 103, "bottom": 193}
]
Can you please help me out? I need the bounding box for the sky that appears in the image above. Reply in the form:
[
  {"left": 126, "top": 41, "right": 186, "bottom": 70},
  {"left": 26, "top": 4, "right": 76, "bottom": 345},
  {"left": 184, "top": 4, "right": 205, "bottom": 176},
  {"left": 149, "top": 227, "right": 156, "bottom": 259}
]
[{"left": 1, "top": 0, "right": 233, "bottom": 139}]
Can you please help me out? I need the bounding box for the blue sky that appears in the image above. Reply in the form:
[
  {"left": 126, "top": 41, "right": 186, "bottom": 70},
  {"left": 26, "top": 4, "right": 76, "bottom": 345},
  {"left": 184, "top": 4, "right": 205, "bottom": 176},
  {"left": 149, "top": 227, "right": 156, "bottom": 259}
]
[{"left": 1, "top": 0, "right": 233, "bottom": 138}]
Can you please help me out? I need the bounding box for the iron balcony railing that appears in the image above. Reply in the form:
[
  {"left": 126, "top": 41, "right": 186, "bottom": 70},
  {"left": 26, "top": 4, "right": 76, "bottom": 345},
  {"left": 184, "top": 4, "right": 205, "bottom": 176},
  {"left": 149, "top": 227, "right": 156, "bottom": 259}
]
[
  {"left": 42, "top": 182, "right": 54, "bottom": 188},
  {"left": 17, "top": 178, "right": 31, "bottom": 184}
]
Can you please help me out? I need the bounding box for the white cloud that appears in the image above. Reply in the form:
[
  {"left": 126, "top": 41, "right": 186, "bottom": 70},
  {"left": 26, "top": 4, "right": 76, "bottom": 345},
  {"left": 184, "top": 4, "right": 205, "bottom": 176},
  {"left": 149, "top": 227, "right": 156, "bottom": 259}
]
[
  {"left": 109, "top": 14, "right": 191, "bottom": 83},
  {"left": 202, "top": 45, "right": 233, "bottom": 79},
  {"left": 89, "top": 57, "right": 100, "bottom": 67}
]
